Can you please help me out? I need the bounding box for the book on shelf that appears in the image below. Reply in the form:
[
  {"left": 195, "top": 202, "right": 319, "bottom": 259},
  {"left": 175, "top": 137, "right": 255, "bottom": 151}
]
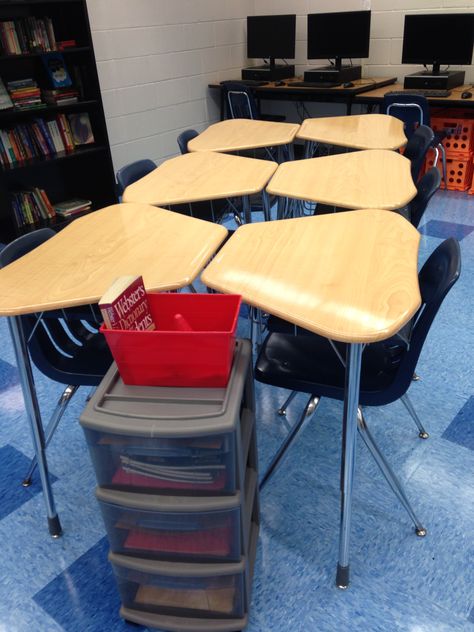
[
  {"left": 11, "top": 188, "right": 55, "bottom": 228},
  {"left": 42, "top": 87, "right": 79, "bottom": 105},
  {"left": 0, "top": 113, "right": 79, "bottom": 167},
  {"left": 7, "top": 78, "right": 45, "bottom": 110},
  {"left": 0, "top": 77, "right": 13, "bottom": 110},
  {"left": 99, "top": 275, "right": 155, "bottom": 331},
  {"left": 53, "top": 198, "right": 92, "bottom": 217},
  {"left": 42, "top": 52, "right": 72, "bottom": 89},
  {"left": 0, "top": 17, "right": 57, "bottom": 54},
  {"left": 67, "top": 112, "right": 94, "bottom": 145}
]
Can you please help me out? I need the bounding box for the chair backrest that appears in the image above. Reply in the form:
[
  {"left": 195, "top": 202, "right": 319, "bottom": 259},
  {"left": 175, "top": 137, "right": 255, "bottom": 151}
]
[
  {"left": 382, "top": 93, "right": 431, "bottom": 139},
  {"left": 177, "top": 129, "right": 198, "bottom": 154},
  {"left": 403, "top": 125, "right": 435, "bottom": 182},
  {"left": 409, "top": 166, "right": 441, "bottom": 228},
  {"left": 382, "top": 238, "right": 461, "bottom": 403},
  {"left": 220, "top": 81, "right": 259, "bottom": 119},
  {"left": 116, "top": 159, "right": 157, "bottom": 197},
  {"left": 0, "top": 229, "right": 112, "bottom": 386}
]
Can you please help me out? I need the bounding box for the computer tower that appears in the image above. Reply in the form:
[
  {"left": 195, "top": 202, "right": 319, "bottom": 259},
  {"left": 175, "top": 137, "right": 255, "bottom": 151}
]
[
  {"left": 304, "top": 65, "right": 361, "bottom": 84},
  {"left": 242, "top": 64, "right": 295, "bottom": 81},
  {"left": 404, "top": 71, "right": 465, "bottom": 90}
]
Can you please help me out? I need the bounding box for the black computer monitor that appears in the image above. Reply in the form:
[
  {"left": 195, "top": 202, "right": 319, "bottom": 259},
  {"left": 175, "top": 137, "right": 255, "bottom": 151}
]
[
  {"left": 247, "top": 14, "right": 296, "bottom": 68},
  {"left": 307, "top": 11, "right": 371, "bottom": 70},
  {"left": 402, "top": 13, "right": 474, "bottom": 75}
]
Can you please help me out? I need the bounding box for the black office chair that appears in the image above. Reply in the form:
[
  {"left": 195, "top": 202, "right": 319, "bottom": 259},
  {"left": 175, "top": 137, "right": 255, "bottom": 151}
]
[
  {"left": 255, "top": 238, "right": 461, "bottom": 534},
  {"left": 0, "top": 229, "right": 113, "bottom": 489},
  {"left": 116, "top": 159, "right": 157, "bottom": 198},
  {"left": 382, "top": 93, "right": 447, "bottom": 186},
  {"left": 403, "top": 125, "right": 435, "bottom": 183},
  {"left": 408, "top": 166, "right": 441, "bottom": 228}
]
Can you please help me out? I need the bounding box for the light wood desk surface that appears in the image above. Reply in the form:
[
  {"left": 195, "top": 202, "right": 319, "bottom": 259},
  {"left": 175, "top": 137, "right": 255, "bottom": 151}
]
[
  {"left": 202, "top": 210, "right": 421, "bottom": 344},
  {"left": 297, "top": 114, "right": 407, "bottom": 150},
  {"left": 267, "top": 149, "right": 417, "bottom": 210},
  {"left": 122, "top": 151, "right": 278, "bottom": 206},
  {"left": 187, "top": 118, "right": 300, "bottom": 153},
  {"left": 0, "top": 203, "right": 227, "bottom": 316}
]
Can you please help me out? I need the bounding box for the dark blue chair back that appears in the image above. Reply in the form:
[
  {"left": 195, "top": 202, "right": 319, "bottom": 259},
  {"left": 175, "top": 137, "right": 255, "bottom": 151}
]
[
  {"left": 177, "top": 129, "right": 198, "bottom": 154},
  {"left": 409, "top": 166, "right": 441, "bottom": 228},
  {"left": 382, "top": 93, "right": 431, "bottom": 139},
  {"left": 220, "top": 81, "right": 259, "bottom": 119},
  {"left": 116, "top": 159, "right": 157, "bottom": 197},
  {"left": 403, "top": 125, "right": 435, "bottom": 182}
]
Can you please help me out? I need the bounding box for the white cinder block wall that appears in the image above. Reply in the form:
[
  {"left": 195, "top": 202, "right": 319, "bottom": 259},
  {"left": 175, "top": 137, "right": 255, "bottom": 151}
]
[
  {"left": 86, "top": 0, "right": 254, "bottom": 170},
  {"left": 87, "top": 0, "right": 474, "bottom": 171}
]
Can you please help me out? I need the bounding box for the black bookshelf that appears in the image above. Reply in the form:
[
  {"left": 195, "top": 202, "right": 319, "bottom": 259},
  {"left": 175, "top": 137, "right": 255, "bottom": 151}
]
[{"left": 0, "top": 0, "right": 116, "bottom": 243}]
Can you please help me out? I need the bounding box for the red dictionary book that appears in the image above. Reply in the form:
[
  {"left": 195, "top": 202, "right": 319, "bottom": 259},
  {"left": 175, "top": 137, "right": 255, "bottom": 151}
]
[{"left": 99, "top": 275, "right": 155, "bottom": 331}]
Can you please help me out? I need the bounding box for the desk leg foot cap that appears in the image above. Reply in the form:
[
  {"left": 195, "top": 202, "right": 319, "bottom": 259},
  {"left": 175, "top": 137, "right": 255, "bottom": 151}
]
[
  {"left": 22, "top": 478, "right": 32, "bottom": 487},
  {"left": 336, "top": 564, "right": 349, "bottom": 589},
  {"left": 48, "top": 516, "right": 62, "bottom": 538},
  {"left": 416, "top": 527, "right": 427, "bottom": 537}
]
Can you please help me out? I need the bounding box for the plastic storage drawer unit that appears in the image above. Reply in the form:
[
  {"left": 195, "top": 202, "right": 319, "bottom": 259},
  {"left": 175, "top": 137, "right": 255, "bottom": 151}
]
[
  {"left": 80, "top": 340, "right": 254, "bottom": 496},
  {"left": 96, "top": 469, "right": 257, "bottom": 563}
]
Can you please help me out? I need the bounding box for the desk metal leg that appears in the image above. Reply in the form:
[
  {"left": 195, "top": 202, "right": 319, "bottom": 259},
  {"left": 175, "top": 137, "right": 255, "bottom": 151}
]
[
  {"left": 336, "top": 342, "right": 362, "bottom": 589},
  {"left": 262, "top": 190, "right": 271, "bottom": 222},
  {"left": 242, "top": 195, "right": 252, "bottom": 224},
  {"left": 8, "top": 316, "right": 62, "bottom": 538}
]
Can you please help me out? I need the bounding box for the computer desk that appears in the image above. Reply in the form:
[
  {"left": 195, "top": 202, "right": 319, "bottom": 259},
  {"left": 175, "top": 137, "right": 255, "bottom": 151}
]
[
  {"left": 354, "top": 83, "right": 474, "bottom": 111},
  {"left": 210, "top": 77, "right": 398, "bottom": 119}
]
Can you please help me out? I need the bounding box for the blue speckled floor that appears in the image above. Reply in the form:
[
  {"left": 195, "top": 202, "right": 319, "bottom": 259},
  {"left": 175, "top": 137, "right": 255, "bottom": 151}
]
[{"left": 0, "top": 189, "right": 473, "bottom": 632}]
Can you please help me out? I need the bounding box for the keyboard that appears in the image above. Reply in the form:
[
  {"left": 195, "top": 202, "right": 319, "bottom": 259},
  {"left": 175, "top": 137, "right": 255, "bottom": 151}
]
[
  {"left": 386, "top": 89, "right": 452, "bottom": 98},
  {"left": 221, "top": 80, "right": 269, "bottom": 87},
  {"left": 290, "top": 81, "right": 341, "bottom": 88}
]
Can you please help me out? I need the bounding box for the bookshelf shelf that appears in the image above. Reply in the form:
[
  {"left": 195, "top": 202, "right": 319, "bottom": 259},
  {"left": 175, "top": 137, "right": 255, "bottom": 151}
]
[{"left": 0, "top": 0, "right": 116, "bottom": 242}]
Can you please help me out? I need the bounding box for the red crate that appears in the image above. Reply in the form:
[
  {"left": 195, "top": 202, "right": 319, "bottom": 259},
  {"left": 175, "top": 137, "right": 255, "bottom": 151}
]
[
  {"left": 469, "top": 158, "right": 474, "bottom": 195},
  {"left": 101, "top": 293, "right": 241, "bottom": 387},
  {"left": 431, "top": 110, "right": 474, "bottom": 159},
  {"left": 425, "top": 152, "right": 473, "bottom": 192}
]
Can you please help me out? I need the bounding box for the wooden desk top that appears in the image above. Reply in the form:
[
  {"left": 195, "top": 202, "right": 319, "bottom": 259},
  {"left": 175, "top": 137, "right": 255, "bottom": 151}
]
[
  {"left": 354, "top": 83, "right": 474, "bottom": 105},
  {"left": 297, "top": 114, "right": 407, "bottom": 150},
  {"left": 202, "top": 210, "right": 421, "bottom": 344},
  {"left": 187, "top": 118, "right": 300, "bottom": 153},
  {"left": 267, "top": 149, "right": 417, "bottom": 210},
  {"left": 0, "top": 204, "right": 227, "bottom": 316},
  {"left": 122, "top": 151, "right": 278, "bottom": 206}
]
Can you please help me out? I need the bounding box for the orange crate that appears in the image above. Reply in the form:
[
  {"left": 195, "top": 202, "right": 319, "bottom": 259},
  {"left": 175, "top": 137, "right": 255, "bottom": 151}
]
[
  {"left": 431, "top": 110, "right": 474, "bottom": 159},
  {"left": 425, "top": 152, "right": 473, "bottom": 192},
  {"left": 469, "top": 158, "right": 474, "bottom": 195}
]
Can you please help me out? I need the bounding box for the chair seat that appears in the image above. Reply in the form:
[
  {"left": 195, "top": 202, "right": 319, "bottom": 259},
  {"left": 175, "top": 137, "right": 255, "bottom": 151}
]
[{"left": 255, "top": 331, "right": 408, "bottom": 406}]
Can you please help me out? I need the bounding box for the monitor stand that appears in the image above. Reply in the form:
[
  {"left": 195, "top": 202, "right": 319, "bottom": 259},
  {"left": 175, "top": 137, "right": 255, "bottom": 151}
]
[
  {"left": 242, "top": 63, "right": 295, "bottom": 82},
  {"left": 404, "top": 70, "right": 465, "bottom": 90},
  {"left": 304, "top": 64, "right": 361, "bottom": 84}
]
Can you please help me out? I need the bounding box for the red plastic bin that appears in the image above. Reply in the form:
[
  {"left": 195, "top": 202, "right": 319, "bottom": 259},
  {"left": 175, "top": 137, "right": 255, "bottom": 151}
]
[{"left": 101, "top": 293, "right": 241, "bottom": 387}]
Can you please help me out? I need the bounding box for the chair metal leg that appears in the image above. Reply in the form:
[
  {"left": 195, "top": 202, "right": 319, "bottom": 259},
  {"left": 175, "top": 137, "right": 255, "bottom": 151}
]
[
  {"left": 277, "top": 390, "right": 298, "bottom": 416},
  {"left": 260, "top": 394, "right": 321, "bottom": 490},
  {"left": 242, "top": 195, "right": 252, "bottom": 224},
  {"left": 357, "top": 408, "right": 426, "bottom": 536},
  {"left": 22, "top": 384, "right": 79, "bottom": 487},
  {"left": 8, "top": 316, "right": 62, "bottom": 538},
  {"left": 439, "top": 143, "right": 448, "bottom": 190},
  {"left": 400, "top": 393, "right": 429, "bottom": 439},
  {"left": 336, "top": 342, "right": 363, "bottom": 590}
]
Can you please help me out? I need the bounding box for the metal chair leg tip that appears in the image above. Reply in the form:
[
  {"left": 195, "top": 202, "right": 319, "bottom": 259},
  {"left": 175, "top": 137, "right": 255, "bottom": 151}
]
[
  {"left": 416, "top": 527, "right": 427, "bottom": 537},
  {"left": 22, "top": 479, "right": 32, "bottom": 487},
  {"left": 277, "top": 408, "right": 287, "bottom": 416},
  {"left": 419, "top": 431, "right": 429, "bottom": 439}
]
